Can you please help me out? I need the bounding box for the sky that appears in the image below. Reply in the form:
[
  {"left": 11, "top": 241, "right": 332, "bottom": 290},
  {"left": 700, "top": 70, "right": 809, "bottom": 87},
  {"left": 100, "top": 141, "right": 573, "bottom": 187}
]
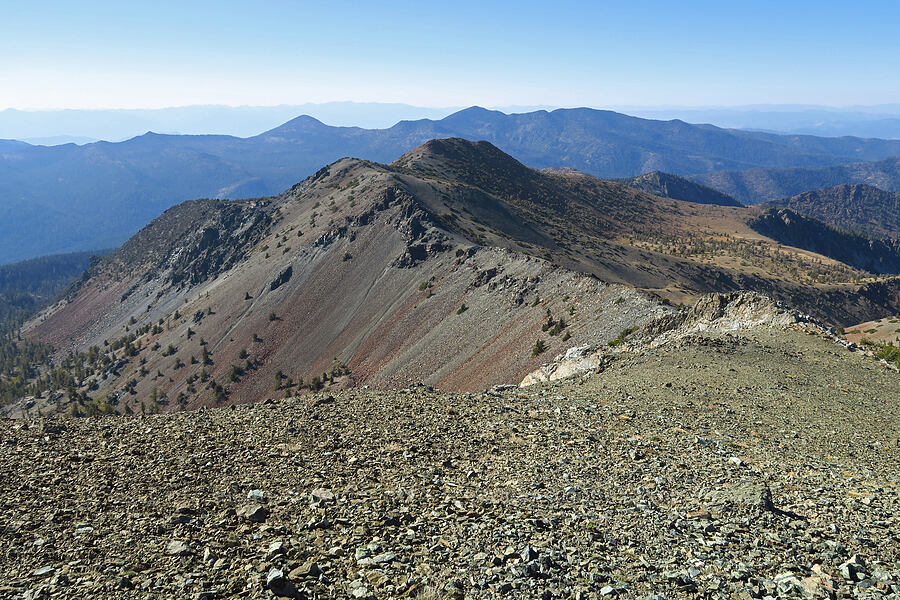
[{"left": 2, "top": 0, "right": 899, "bottom": 110}]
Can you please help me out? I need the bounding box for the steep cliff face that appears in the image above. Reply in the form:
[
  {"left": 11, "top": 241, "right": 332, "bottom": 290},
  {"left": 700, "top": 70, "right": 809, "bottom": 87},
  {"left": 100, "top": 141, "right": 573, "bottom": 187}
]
[{"left": 761, "top": 184, "right": 900, "bottom": 239}]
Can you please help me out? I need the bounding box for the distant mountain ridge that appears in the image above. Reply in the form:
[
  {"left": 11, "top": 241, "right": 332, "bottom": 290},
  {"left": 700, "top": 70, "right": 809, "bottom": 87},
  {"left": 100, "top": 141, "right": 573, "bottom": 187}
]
[
  {"left": 625, "top": 106, "right": 900, "bottom": 139},
  {"left": 693, "top": 156, "right": 900, "bottom": 204},
  {"left": 760, "top": 184, "right": 900, "bottom": 239},
  {"left": 5, "top": 106, "right": 900, "bottom": 263}
]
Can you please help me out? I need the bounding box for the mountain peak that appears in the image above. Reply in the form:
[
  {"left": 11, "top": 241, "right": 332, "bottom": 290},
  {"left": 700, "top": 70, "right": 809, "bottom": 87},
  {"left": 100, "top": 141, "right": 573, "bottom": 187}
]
[
  {"left": 446, "top": 105, "right": 503, "bottom": 118},
  {"left": 438, "top": 106, "right": 508, "bottom": 127},
  {"left": 391, "top": 137, "right": 536, "bottom": 186},
  {"left": 257, "top": 114, "right": 331, "bottom": 137},
  {"left": 393, "top": 137, "right": 521, "bottom": 167}
]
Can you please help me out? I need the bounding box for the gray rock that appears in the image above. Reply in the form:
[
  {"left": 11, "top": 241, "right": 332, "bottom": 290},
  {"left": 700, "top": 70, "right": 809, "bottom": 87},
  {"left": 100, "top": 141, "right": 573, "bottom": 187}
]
[
  {"left": 239, "top": 504, "right": 269, "bottom": 523},
  {"left": 165, "top": 540, "right": 192, "bottom": 556},
  {"left": 266, "top": 568, "right": 285, "bottom": 587},
  {"left": 266, "top": 540, "right": 285, "bottom": 559},
  {"left": 839, "top": 555, "right": 866, "bottom": 581},
  {"left": 706, "top": 480, "right": 774, "bottom": 511},
  {"left": 32, "top": 565, "right": 54, "bottom": 577},
  {"left": 372, "top": 551, "right": 396, "bottom": 564}
]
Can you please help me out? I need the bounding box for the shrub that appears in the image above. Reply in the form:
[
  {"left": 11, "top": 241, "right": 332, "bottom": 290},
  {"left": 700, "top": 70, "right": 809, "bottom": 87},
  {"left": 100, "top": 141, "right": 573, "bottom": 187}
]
[
  {"left": 531, "top": 339, "right": 547, "bottom": 357},
  {"left": 549, "top": 319, "right": 567, "bottom": 336},
  {"left": 228, "top": 365, "right": 244, "bottom": 383},
  {"left": 875, "top": 342, "right": 900, "bottom": 368},
  {"left": 608, "top": 326, "right": 636, "bottom": 347}
]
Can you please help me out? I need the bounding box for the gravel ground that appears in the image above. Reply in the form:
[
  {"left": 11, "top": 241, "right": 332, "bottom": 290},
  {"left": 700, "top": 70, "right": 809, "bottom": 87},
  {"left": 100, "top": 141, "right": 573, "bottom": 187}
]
[{"left": 1, "top": 326, "right": 898, "bottom": 599}]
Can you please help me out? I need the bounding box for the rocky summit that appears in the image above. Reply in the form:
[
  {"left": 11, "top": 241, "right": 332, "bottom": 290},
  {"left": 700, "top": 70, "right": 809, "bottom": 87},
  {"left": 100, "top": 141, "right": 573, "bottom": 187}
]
[{"left": 2, "top": 322, "right": 898, "bottom": 599}]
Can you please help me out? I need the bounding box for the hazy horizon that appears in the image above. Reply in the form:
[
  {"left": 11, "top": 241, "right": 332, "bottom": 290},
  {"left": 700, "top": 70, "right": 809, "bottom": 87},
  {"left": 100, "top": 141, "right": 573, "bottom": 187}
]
[
  {"left": 4, "top": 1, "right": 899, "bottom": 112},
  {"left": 5, "top": 101, "right": 900, "bottom": 146}
]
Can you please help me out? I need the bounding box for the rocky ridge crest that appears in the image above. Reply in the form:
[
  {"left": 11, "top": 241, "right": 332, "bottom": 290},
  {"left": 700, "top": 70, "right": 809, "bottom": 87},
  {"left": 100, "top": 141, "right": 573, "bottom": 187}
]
[{"left": 522, "top": 292, "right": 807, "bottom": 386}]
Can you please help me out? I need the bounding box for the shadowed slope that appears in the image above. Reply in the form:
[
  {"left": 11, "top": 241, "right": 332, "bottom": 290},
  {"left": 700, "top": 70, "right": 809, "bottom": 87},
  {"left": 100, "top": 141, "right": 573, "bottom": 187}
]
[
  {"left": 620, "top": 171, "right": 743, "bottom": 207},
  {"left": 761, "top": 184, "right": 900, "bottom": 238}
]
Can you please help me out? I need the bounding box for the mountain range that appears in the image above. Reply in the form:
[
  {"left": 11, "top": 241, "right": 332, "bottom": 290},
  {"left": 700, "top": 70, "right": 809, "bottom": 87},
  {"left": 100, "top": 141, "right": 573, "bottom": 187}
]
[
  {"left": 626, "top": 105, "right": 900, "bottom": 139},
  {"left": 17, "top": 139, "right": 899, "bottom": 416},
  {"left": 692, "top": 156, "right": 900, "bottom": 204},
  {"left": 4, "top": 106, "right": 900, "bottom": 264},
  {"left": 7, "top": 103, "right": 900, "bottom": 145}
]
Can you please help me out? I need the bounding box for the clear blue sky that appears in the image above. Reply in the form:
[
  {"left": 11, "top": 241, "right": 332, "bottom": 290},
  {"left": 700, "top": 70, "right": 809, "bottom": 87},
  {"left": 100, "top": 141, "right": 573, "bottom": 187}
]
[{"left": 2, "top": 0, "right": 898, "bottom": 109}]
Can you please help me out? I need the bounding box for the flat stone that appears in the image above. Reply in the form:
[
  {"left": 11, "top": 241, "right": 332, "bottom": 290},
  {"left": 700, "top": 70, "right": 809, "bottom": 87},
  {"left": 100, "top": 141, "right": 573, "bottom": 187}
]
[
  {"left": 165, "top": 540, "right": 192, "bottom": 556},
  {"left": 289, "top": 561, "right": 321, "bottom": 579},
  {"left": 239, "top": 504, "right": 269, "bottom": 523},
  {"left": 310, "top": 487, "right": 335, "bottom": 504},
  {"left": 266, "top": 540, "right": 286, "bottom": 559},
  {"left": 32, "top": 566, "right": 54, "bottom": 577}
]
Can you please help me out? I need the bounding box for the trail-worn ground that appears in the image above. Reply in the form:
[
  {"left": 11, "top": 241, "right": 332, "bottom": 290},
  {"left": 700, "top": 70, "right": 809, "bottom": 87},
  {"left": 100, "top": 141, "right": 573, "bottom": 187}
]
[{"left": 1, "top": 326, "right": 898, "bottom": 599}]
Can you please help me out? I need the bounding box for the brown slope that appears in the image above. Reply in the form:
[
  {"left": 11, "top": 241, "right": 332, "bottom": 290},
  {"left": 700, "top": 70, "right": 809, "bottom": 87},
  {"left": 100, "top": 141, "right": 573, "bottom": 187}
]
[
  {"left": 392, "top": 139, "right": 900, "bottom": 324},
  {"left": 24, "top": 156, "right": 669, "bottom": 415}
]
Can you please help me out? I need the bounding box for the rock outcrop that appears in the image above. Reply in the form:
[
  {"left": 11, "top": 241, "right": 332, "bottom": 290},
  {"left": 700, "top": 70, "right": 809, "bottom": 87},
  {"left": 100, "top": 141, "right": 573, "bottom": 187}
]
[{"left": 522, "top": 292, "right": 804, "bottom": 386}]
